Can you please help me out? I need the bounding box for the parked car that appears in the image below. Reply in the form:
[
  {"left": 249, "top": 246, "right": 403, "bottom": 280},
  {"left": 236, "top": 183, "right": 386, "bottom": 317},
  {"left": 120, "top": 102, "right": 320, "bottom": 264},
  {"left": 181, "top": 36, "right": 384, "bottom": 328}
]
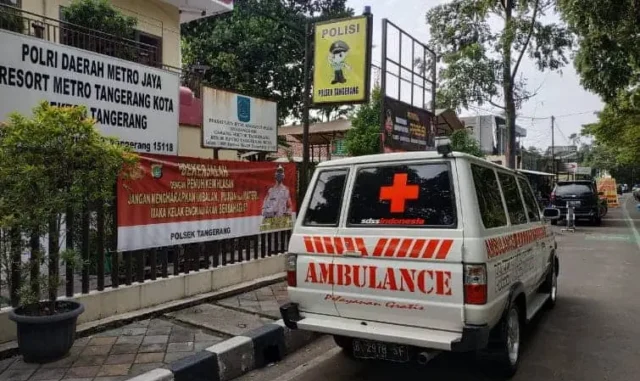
[
  {"left": 281, "top": 151, "right": 559, "bottom": 378},
  {"left": 550, "top": 180, "right": 602, "bottom": 225}
]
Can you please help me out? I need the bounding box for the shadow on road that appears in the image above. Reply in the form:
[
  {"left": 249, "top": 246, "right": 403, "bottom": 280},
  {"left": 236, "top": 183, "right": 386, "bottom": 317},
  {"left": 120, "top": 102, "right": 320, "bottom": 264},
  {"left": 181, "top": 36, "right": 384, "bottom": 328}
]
[{"left": 348, "top": 295, "right": 600, "bottom": 381}]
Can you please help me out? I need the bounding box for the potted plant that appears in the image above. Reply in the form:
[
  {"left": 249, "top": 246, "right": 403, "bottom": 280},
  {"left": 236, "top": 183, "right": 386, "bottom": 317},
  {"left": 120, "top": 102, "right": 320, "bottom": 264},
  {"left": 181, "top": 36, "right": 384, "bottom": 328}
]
[{"left": 0, "top": 102, "right": 135, "bottom": 362}]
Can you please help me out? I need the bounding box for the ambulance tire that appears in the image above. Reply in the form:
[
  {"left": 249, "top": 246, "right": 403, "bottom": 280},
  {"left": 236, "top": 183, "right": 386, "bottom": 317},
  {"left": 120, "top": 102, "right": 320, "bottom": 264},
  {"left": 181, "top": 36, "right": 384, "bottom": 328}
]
[
  {"left": 333, "top": 336, "right": 356, "bottom": 359},
  {"left": 541, "top": 256, "right": 558, "bottom": 309},
  {"left": 492, "top": 304, "right": 522, "bottom": 378}
]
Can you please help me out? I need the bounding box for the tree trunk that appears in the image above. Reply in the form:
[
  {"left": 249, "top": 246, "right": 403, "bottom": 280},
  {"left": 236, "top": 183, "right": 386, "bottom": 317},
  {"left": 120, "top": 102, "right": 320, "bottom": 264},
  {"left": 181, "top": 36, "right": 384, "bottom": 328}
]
[{"left": 503, "top": 0, "right": 517, "bottom": 169}]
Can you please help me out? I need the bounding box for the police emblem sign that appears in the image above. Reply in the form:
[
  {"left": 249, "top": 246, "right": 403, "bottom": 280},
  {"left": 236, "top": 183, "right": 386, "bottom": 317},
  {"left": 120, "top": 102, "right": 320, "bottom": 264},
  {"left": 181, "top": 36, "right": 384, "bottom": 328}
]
[{"left": 312, "top": 15, "right": 373, "bottom": 105}]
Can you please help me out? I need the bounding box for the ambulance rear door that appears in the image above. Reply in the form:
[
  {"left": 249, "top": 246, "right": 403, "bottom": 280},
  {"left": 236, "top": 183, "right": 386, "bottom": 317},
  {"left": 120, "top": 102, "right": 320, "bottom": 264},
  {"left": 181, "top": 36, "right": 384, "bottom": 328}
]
[
  {"left": 330, "top": 159, "right": 466, "bottom": 333},
  {"left": 287, "top": 167, "right": 351, "bottom": 317}
]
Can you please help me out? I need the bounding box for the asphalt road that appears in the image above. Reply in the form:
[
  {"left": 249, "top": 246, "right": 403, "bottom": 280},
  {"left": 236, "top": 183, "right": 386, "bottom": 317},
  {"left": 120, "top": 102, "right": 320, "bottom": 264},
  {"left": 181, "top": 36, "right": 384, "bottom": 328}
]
[{"left": 238, "top": 194, "right": 640, "bottom": 381}]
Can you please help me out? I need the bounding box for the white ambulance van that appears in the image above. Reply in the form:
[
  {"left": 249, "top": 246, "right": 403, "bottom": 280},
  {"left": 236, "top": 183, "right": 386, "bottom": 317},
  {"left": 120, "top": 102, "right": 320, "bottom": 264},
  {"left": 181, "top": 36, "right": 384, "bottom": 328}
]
[{"left": 280, "top": 150, "right": 559, "bottom": 377}]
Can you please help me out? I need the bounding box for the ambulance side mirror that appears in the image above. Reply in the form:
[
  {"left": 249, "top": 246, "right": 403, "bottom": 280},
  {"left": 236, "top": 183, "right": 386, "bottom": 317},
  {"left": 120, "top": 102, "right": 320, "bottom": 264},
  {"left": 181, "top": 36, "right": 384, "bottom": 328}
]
[{"left": 542, "top": 208, "right": 561, "bottom": 221}]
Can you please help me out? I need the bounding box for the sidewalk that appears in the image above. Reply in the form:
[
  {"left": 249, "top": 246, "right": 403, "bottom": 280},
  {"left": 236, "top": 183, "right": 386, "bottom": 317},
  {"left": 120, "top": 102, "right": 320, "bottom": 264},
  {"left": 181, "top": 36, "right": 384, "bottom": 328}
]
[{"left": 0, "top": 282, "right": 288, "bottom": 381}]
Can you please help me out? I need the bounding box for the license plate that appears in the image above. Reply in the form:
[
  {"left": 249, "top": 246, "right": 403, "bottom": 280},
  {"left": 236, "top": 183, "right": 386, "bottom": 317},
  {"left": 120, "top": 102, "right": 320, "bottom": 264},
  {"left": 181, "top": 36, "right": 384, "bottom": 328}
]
[
  {"left": 568, "top": 200, "right": 581, "bottom": 207},
  {"left": 352, "top": 339, "right": 409, "bottom": 362}
]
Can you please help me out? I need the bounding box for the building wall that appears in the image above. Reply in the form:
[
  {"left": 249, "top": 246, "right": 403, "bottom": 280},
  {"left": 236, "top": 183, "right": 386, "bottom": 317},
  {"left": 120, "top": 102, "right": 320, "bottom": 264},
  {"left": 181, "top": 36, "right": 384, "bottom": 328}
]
[
  {"left": 21, "top": 0, "right": 181, "bottom": 68},
  {"left": 178, "top": 125, "right": 238, "bottom": 160}
]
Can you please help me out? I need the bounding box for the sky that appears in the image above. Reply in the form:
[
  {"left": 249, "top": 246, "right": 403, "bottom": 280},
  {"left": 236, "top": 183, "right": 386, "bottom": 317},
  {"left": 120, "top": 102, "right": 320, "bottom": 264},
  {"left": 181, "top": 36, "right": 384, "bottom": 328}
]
[{"left": 345, "top": 0, "right": 604, "bottom": 150}]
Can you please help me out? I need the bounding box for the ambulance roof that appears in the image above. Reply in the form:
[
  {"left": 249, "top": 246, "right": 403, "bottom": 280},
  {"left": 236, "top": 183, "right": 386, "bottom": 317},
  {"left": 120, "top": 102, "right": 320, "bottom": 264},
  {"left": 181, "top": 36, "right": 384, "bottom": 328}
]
[{"left": 316, "top": 151, "right": 512, "bottom": 171}]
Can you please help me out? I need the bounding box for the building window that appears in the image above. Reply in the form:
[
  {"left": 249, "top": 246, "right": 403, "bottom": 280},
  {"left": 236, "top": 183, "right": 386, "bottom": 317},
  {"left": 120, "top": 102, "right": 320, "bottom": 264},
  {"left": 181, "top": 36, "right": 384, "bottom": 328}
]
[{"left": 135, "top": 30, "right": 162, "bottom": 67}]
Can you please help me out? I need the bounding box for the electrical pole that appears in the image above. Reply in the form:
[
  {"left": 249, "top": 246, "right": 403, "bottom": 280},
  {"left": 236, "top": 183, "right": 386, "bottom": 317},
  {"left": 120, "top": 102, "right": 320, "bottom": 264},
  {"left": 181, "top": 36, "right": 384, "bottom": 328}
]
[
  {"left": 300, "top": 22, "right": 312, "bottom": 203},
  {"left": 551, "top": 115, "right": 557, "bottom": 181}
]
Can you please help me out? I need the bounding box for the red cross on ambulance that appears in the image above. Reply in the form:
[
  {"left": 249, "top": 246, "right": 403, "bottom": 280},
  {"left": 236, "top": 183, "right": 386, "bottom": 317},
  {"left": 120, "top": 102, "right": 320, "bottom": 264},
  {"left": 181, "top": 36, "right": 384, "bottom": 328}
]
[{"left": 379, "top": 173, "right": 419, "bottom": 213}]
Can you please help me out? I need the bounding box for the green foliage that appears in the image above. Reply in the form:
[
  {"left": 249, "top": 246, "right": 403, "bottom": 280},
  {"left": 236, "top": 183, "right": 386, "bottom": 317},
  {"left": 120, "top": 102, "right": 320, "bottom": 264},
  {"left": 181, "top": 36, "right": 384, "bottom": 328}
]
[
  {"left": 0, "top": 0, "right": 23, "bottom": 33},
  {"left": 62, "top": 0, "right": 137, "bottom": 39},
  {"left": 344, "top": 87, "right": 381, "bottom": 156},
  {"left": 427, "top": 0, "right": 571, "bottom": 111},
  {"left": 425, "top": 0, "right": 571, "bottom": 167},
  {"left": 181, "top": 0, "right": 353, "bottom": 123},
  {"left": 450, "top": 129, "right": 484, "bottom": 158},
  {"left": 0, "top": 102, "right": 136, "bottom": 307},
  {"left": 581, "top": 96, "right": 640, "bottom": 166},
  {"left": 556, "top": 0, "right": 640, "bottom": 103}
]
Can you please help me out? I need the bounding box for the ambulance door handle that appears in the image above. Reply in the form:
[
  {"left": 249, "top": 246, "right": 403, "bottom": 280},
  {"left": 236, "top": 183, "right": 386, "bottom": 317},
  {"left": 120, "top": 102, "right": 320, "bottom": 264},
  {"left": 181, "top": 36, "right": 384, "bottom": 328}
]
[{"left": 343, "top": 251, "right": 360, "bottom": 258}]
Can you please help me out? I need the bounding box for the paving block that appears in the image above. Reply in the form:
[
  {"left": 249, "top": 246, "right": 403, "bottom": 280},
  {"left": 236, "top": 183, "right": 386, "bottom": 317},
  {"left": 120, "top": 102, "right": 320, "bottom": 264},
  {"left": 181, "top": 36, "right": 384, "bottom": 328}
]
[{"left": 167, "top": 304, "right": 273, "bottom": 336}]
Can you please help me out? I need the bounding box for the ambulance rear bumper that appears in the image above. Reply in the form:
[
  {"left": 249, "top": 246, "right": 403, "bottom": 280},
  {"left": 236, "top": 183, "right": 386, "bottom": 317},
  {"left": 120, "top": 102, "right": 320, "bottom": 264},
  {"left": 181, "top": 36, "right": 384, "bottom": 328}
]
[{"left": 280, "top": 302, "right": 490, "bottom": 352}]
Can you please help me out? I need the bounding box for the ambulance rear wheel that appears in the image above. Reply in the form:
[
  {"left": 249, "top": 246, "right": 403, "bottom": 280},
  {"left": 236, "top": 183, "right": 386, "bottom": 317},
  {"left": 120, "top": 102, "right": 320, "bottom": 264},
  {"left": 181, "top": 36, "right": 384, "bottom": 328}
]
[
  {"left": 333, "top": 336, "right": 359, "bottom": 359},
  {"left": 493, "top": 304, "right": 522, "bottom": 378},
  {"left": 333, "top": 335, "right": 352, "bottom": 349}
]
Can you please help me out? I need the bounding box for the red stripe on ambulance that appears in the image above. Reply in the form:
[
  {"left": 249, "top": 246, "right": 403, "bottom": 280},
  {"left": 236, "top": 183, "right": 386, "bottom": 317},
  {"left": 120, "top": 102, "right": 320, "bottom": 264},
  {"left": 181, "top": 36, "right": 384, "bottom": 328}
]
[
  {"left": 300, "top": 236, "right": 454, "bottom": 260},
  {"left": 485, "top": 226, "right": 548, "bottom": 259}
]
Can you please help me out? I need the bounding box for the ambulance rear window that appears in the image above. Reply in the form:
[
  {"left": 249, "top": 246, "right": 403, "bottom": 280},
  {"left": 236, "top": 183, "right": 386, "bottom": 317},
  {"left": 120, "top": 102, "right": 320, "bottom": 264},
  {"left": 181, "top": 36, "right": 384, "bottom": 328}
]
[
  {"left": 347, "top": 163, "right": 456, "bottom": 227},
  {"left": 303, "top": 169, "right": 349, "bottom": 226}
]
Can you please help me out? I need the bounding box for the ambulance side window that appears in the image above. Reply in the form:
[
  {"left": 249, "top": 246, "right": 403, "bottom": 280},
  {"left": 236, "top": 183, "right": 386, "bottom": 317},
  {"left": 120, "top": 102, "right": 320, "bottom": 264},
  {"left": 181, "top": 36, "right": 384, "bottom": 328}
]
[
  {"left": 518, "top": 177, "right": 541, "bottom": 222},
  {"left": 471, "top": 164, "right": 507, "bottom": 229},
  {"left": 498, "top": 173, "right": 528, "bottom": 225},
  {"left": 302, "top": 169, "right": 348, "bottom": 226}
]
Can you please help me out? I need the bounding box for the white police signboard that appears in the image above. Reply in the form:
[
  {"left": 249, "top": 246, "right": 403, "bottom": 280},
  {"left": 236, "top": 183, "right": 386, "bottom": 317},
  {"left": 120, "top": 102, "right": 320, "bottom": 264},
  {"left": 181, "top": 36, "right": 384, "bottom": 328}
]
[
  {"left": 202, "top": 87, "right": 278, "bottom": 152},
  {"left": 0, "top": 30, "right": 179, "bottom": 155}
]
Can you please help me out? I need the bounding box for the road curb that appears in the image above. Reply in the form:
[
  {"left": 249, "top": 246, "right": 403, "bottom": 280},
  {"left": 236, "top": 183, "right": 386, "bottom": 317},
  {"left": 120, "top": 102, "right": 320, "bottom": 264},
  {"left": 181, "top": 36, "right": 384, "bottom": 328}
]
[{"left": 128, "top": 319, "right": 319, "bottom": 381}]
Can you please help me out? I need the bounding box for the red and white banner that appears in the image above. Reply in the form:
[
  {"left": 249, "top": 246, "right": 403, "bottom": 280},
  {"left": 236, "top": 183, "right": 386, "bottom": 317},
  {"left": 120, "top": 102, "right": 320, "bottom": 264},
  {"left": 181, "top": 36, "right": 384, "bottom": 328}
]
[{"left": 117, "top": 154, "right": 297, "bottom": 252}]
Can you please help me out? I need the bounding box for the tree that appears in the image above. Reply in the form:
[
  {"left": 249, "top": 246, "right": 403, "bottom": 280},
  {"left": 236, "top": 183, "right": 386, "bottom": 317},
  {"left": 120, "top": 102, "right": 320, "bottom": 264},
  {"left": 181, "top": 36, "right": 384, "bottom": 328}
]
[
  {"left": 344, "top": 87, "right": 381, "bottom": 156},
  {"left": 312, "top": 105, "right": 354, "bottom": 123},
  {"left": 556, "top": 0, "right": 640, "bottom": 103},
  {"left": 581, "top": 96, "right": 640, "bottom": 166},
  {"left": 61, "top": 0, "right": 138, "bottom": 61},
  {"left": 0, "top": 102, "right": 136, "bottom": 311},
  {"left": 62, "top": 0, "right": 137, "bottom": 38},
  {"left": 181, "top": 0, "right": 353, "bottom": 123},
  {"left": 450, "top": 129, "right": 484, "bottom": 158},
  {"left": 425, "top": 0, "right": 572, "bottom": 168}
]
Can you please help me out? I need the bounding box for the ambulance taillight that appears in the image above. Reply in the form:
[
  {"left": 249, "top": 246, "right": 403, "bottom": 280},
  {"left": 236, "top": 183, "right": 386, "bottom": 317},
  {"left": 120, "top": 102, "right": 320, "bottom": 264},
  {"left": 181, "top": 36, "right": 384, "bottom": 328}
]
[
  {"left": 464, "top": 264, "right": 487, "bottom": 305},
  {"left": 286, "top": 254, "right": 297, "bottom": 287}
]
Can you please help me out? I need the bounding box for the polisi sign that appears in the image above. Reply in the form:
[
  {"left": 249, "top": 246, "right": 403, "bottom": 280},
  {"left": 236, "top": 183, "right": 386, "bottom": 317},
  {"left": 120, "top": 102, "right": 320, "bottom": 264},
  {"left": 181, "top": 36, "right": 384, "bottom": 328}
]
[{"left": 304, "top": 263, "right": 453, "bottom": 296}]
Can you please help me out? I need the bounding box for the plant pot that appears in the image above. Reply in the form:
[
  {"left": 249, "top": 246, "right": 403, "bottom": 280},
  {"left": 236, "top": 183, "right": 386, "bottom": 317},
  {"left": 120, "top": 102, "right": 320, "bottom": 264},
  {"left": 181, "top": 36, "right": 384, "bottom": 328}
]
[{"left": 8, "top": 300, "right": 85, "bottom": 363}]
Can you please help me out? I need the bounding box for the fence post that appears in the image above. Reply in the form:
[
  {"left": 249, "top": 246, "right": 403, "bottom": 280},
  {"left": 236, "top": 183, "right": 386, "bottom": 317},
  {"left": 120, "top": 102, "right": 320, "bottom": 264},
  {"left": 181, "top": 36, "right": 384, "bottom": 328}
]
[
  {"left": 160, "top": 247, "right": 168, "bottom": 278},
  {"left": 65, "top": 206, "right": 74, "bottom": 297},
  {"left": 10, "top": 228, "right": 21, "bottom": 307},
  {"left": 173, "top": 246, "right": 181, "bottom": 276},
  {"left": 81, "top": 201, "right": 90, "bottom": 294},
  {"left": 110, "top": 192, "right": 119, "bottom": 289},
  {"left": 48, "top": 216, "right": 59, "bottom": 301},
  {"left": 29, "top": 230, "right": 40, "bottom": 300},
  {"left": 212, "top": 241, "right": 220, "bottom": 268},
  {"left": 124, "top": 251, "right": 132, "bottom": 285},
  {"left": 150, "top": 248, "right": 157, "bottom": 280},
  {"left": 253, "top": 235, "right": 259, "bottom": 260},
  {"left": 96, "top": 201, "right": 105, "bottom": 291}
]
